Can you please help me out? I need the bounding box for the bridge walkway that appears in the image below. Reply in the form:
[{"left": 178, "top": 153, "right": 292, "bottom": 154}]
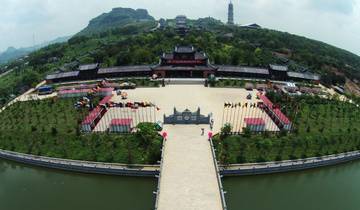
[{"left": 157, "top": 125, "right": 223, "bottom": 210}]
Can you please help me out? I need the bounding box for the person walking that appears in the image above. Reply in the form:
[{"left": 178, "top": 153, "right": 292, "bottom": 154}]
[{"left": 201, "top": 128, "right": 205, "bottom": 136}]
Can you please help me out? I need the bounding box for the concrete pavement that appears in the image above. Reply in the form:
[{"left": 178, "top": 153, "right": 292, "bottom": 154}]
[{"left": 157, "top": 125, "right": 223, "bottom": 210}]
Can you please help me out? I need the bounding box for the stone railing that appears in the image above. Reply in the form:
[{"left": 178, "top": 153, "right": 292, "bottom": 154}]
[
  {"left": 210, "top": 139, "right": 228, "bottom": 210},
  {"left": 220, "top": 151, "right": 360, "bottom": 176},
  {"left": 0, "top": 149, "right": 160, "bottom": 177},
  {"left": 154, "top": 139, "right": 166, "bottom": 210}
]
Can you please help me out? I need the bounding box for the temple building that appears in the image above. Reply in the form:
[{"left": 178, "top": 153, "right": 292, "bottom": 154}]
[
  {"left": 175, "top": 15, "right": 189, "bottom": 35},
  {"left": 152, "top": 46, "right": 218, "bottom": 78},
  {"left": 269, "top": 64, "right": 288, "bottom": 80},
  {"left": 217, "top": 66, "right": 269, "bottom": 79},
  {"left": 78, "top": 63, "right": 100, "bottom": 80},
  {"left": 45, "top": 45, "right": 321, "bottom": 83}
]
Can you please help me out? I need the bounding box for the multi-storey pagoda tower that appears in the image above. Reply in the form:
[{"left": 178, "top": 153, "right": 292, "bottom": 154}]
[{"left": 227, "top": 1, "right": 234, "bottom": 25}]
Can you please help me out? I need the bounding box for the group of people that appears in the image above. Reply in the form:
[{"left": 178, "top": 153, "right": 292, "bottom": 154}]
[
  {"left": 74, "top": 97, "right": 94, "bottom": 109},
  {"left": 224, "top": 102, "right": 263, "bottom": 108},
  {"left": 99, "top": 101, "right": 160, "bottom": 111},
  {"left": 201, "top": 118, "right": 214, "bottom": 137}
]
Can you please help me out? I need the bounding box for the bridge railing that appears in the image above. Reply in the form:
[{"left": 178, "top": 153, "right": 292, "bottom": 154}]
[
  {"left": 209, "top": 138, "right": 228, "bottom": 210},
  {"left": 154, "top": 139, "right": 166, "bottom": 210}
]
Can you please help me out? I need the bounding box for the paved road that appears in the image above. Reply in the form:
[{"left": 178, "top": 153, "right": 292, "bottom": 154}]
[{"left": 157, "top": 125, "right": 222, "bottom": 210}]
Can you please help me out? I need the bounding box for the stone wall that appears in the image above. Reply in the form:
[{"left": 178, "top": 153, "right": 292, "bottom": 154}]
[
  {"left": 0, "top": 149, "right": 159, "bottom": 177},
  {"left": 220, "top": 151, "right": 360, "bottom": 176}
]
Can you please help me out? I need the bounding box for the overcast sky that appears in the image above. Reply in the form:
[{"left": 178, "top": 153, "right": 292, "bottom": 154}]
[{"left": 0, "top": 0, "right": 359, "bottom": 55}]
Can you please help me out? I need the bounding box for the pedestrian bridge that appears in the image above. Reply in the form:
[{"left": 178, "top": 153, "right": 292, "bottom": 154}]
[{"left": 155, "top": 125, "right": 226, "bottom": 210}]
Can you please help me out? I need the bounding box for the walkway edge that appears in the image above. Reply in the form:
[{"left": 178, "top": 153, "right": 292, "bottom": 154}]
[
  {"left": 210, "top": 138, "right": 228, "bottom": 210},
  {"left": 0, "top": 149, "right": 159, "bottom": 177},
  {"left": 154, "top": 139, "right": 166, "bottom": 210},
  {"left": 220, "top": 151, "right": 360, "bottom": 176}
]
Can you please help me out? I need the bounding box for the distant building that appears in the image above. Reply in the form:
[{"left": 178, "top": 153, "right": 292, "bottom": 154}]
[
  {"left": 98, "top": 65, "right": 151, "bottom": 78},
  {"left": 269, "top": 64, "right": 288, "bottom": 81},
  {"left": 78, "top": 63, "right": 100, "bottom": 80},
  {"left": 175, "top": 15, "right": 189, "bottom": 35},
  {"left": 152, "top": 46, "right": 217, "bottom": 78},
  {"left": 46, "top": 71, "right": 80, "bottom": 83},
  {"left": 287, "top": 71, "right": 321, "bottom": 83},
  {"left": 176, "top": 15, "right": 187, "bottom": 27},
  {"left": 159, "top": 18, "right": 167, "bottom": 29},
  {"left": 45, "top": 47, "right": 321, "bottom": 83},
  {"left": 227, "top": 1, "right": 234, "bottom": 25},
  {"left": 241, "top": 23, "right": 262, "bottom": 29},
  {"left": 217, "top": 66, "right": 269, "bottom": 79}
]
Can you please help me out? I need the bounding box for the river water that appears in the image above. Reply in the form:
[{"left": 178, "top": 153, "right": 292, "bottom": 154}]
[
  {"left": 1, "top": 159, "right": 360, "bottom": 210},
  {"left": 224, "top": 161, "right": 360, "bottom": 210},
  {"left": 0, "top": 159, "right": 156, "bottom": 210}
]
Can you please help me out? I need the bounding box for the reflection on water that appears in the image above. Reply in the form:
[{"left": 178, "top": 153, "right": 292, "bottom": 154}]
[
  {"left": 0, "top": 159, "right": 156, "bottom": 210},
  {"left": 224, "top": 161, "right": 360, "bottom": 210}
]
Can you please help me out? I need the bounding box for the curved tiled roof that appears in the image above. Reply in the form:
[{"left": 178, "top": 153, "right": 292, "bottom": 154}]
[{"left": 218, "top": 66, "right": 269, "bottom": 75}]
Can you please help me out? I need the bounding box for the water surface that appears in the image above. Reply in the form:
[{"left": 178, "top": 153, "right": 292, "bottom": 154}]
[
  {"left": 224, "top": 161, "right": 360, "bottom": 210},
  {"left": 0, "top": 159, "right": 156, "bottom": 210}
]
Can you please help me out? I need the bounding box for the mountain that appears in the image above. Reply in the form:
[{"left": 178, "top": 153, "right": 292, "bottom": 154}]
[
  {"left": 0, "top": 47, "right": 32, "bottom": 64},
  {"left": 0, "top": 35, "right": 72, "bottom": 64},
  {"left": 77, "top": 7, "right": 155, "bottom": 36}
]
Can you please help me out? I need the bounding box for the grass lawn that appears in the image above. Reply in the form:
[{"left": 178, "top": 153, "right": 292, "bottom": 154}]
[
  {"left": 213, "top": 93, "right": 360, "bottom": 164},
  {"left": 0, "top": 98, "right": 162, "bottom": 164}
]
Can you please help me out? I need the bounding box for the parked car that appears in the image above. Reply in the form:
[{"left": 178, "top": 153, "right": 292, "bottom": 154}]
[{"left": 38, "top": 86, "right": 54, "bottom": 95}]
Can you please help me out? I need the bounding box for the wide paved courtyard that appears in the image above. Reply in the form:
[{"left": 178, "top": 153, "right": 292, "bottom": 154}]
[{"left": 99, "top": 85, "right": 279, "bottom": 132}]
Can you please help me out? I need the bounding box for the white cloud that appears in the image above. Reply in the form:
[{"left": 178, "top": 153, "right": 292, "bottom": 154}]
[{"left": 0, "top": 0, "right": 359, "bottom": 56}]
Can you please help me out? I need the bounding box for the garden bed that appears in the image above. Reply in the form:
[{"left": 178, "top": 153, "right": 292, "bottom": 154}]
[
  {"left": 213, "top": 93, "right": 360, "bottom": 164},
  {"left": 0, "top": 98, "right": 162, "bottom": 164}
]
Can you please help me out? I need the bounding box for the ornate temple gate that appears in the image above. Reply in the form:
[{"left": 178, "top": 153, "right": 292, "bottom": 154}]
[{"left": 163, "top": 108, "right": 211, "bottom": 125}]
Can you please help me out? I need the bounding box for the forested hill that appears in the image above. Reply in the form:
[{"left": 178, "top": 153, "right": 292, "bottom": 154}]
[
  {"left": 0, "top": 8, "right": 360, "bottom": 107},
  {"left": 77, "top": 8, "right": 156, "bottom": 36}
]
